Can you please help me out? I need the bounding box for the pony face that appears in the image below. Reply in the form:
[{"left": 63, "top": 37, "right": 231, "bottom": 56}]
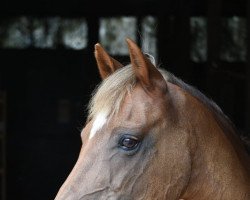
[
  {"left": 55, "top": 39, "right": 250, "bottom": 200},
  {"left": 55, "top": 39, "right": 192, "bottom": 199}
]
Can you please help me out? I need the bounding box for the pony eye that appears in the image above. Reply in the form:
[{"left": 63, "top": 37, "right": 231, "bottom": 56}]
[{"left": 119, "top": 135, "right": 140, "bottom": 151}]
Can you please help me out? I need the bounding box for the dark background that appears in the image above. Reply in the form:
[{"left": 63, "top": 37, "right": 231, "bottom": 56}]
[{"left": 0, "top": 0, "right": 250, "bottom": 199}]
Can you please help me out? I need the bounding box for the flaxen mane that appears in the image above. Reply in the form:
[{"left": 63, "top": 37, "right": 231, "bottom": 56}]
[{"left": 88, "top": 59, "right": 250, "bottom": 154}]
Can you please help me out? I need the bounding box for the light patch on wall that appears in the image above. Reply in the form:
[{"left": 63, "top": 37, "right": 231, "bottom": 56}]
[
  {"left": 1, "top": 17, "right": 32, "bottom": 48},
  {"left": 141, "top": 16, "right": 158, "bottom": 63},
  {"left": 99, "top": 17, "right": 137, "bottom": 55},
  {"left": 220, "top": 16, "right": 246, "bottom": 62},
  {"left": 32, "top": 17, "right": 60, "bottom": 49},
  {"left": 190, "top": 17, "right": 207, "bottom": 63},
  {"left": 0, "top": 17, "right": 88, "bottom": 50},
  {"left": 61, "top": 18, "right": 88, "bottom": 50}
]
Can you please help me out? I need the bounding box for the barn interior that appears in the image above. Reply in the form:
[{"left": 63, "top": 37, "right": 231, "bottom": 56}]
[{"left": 0, "top": 0, "right": 249, "bottom": 199}]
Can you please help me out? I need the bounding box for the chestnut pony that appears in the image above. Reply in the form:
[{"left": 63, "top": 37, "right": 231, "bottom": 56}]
[{"left": 55, "top": 39, "right": 250, "bottom": 200}]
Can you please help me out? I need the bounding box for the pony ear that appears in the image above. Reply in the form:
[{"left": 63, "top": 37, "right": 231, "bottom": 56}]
[
  {"left": 126, "top": 38, "right": 167, "bottom": 91},
  {"left": 94, "top": 43, "right": 124, "bottom": 79}
]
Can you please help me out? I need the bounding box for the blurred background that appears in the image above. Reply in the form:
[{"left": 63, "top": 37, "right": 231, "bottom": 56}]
[{"left": 0, "top": 0, "right": 249, "bottom": 199}]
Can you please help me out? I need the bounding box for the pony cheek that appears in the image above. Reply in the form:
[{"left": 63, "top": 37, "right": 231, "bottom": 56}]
[{"left": 103, "top": 141, "right": 152, "bottom": 189}]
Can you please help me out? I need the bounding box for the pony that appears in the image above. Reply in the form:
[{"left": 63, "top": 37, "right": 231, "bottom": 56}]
[{"left": 55, "top": 38, "right": 250, "bottom": 199}]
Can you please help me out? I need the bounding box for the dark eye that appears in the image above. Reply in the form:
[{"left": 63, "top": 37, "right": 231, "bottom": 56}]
[{"left": 119, "top": 135, "right": 140, "bottom": 151}]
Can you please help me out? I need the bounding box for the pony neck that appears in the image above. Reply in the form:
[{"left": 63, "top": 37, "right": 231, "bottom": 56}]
[{"left": 181, "top": 97, "right": 250, "bottom": 200}]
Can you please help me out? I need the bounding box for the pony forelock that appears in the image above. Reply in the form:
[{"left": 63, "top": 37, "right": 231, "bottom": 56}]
[
  {"left": 88, "top": 64, "right": 136, "bottom": 121},
  {"left": 87, "top": 59, "right": 170, "bottom": 121}
]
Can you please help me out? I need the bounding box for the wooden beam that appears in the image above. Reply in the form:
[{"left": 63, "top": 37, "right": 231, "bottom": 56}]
[
  {"left": 246, "top": 1, "right": 250, "bottom": 132},
  {"left": 87, "top": 16, "right": 99, "bottom": 51},
  {"left": 157, "top": 0, "right": 190, "bottom": 80},
  {"left": 0, "top": 91, "right": 6, "bottom": 200},
  {"left": 207, "top": 0, "right": 222, "bottom": 63},
  {"left": 206, "top": 0, "right": 222, "bottom": 97}
]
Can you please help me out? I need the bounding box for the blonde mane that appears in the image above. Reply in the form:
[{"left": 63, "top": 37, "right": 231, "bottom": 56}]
[
  {"left": 87, "top": 63, "right": 170, "bottom": 121},
  {"left": 88, "top": 65, "right": 135, "bottom": 120},
  {"left": 87, "top": 58, "right": 230, "bottom": 135}
]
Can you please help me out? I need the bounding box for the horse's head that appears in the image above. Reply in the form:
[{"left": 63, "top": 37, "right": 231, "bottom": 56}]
[
  {"left": 55, "top": 39, "right": 192, "bottom": 199},
  {"left": 55, "top": 39, "right": 250, "bottom": 200}
]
